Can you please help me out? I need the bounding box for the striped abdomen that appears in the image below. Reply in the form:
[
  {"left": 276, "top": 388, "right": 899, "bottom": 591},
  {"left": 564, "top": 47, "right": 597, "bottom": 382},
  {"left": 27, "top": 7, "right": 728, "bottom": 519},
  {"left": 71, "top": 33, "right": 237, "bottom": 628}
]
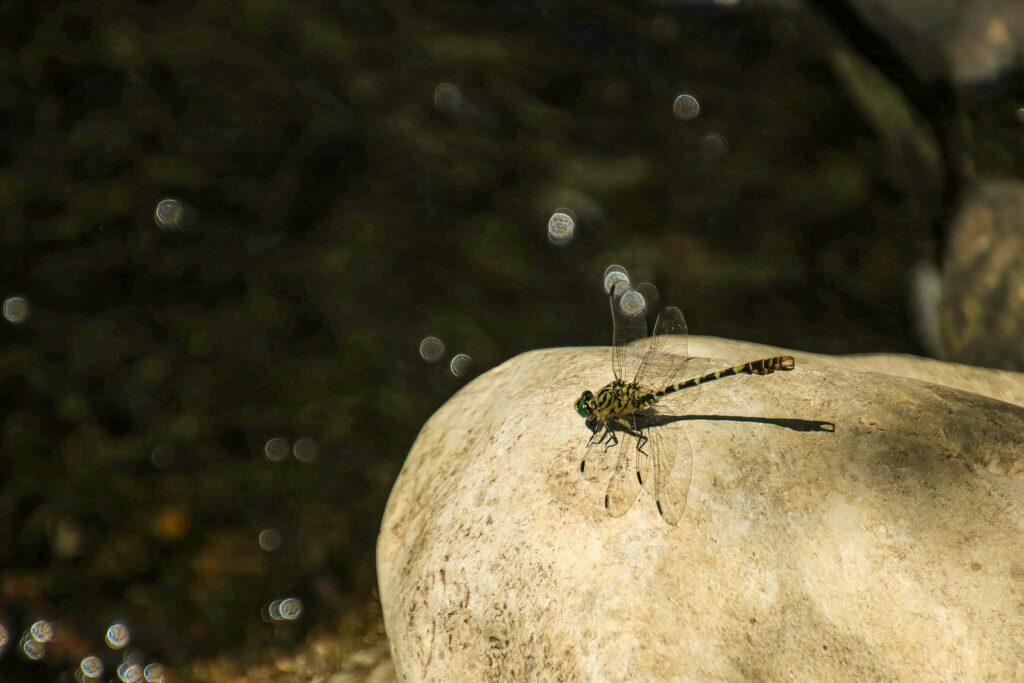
[{"left": 644, "top": 355, "right": 795, "bottom": 402}]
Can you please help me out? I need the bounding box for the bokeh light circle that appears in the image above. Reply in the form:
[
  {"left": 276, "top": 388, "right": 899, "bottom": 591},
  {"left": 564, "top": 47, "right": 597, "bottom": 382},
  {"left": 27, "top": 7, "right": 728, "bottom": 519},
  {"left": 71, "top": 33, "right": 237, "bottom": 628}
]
[
  {"left": 619, "top": 290, "right": 646, "bottom": 317},
  {"left": 419, "top": 336, "right": 446, "bottom": 363},
  {"left": 672, "top": 94, "right": 700, "bottom": 120},
  {"left": 80, "top": 655, "right": 104, "bottom": 678},
  {"left": 603, "top": 265, "right": 630, "bottom": 294},
  {"left": 450, "top": 353, "right": 473, "bottom": 377},
  {"left": 2, "top": 296, "right": 30, "bottom": 324},
  {"left": 153, "top": 199, "right": 185, "bottom": 230},
  {"left": 105, "top": 622, "right": 130, "bottom": 649},
  {"left": 547, "top": 209, "right": 576, "bottom": 246}
]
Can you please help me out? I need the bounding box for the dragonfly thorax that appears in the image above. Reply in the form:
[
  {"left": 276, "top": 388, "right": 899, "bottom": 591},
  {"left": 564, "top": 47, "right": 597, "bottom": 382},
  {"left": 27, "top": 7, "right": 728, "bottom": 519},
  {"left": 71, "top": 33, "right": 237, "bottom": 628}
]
[{"left": 576, "top": 379, "right": 656, "bottom": 423}]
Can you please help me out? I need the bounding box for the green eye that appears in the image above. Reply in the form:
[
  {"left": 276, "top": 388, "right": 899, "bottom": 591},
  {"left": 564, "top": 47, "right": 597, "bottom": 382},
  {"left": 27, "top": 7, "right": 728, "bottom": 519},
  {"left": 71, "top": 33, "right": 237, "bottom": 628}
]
[{"left": 575, "top": 391, "right": 593, "bottom": 417}]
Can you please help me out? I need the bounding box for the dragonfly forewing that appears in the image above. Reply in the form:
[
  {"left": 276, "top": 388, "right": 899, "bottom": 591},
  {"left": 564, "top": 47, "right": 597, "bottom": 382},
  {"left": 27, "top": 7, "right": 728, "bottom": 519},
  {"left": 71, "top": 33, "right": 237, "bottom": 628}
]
[
  {"left": 610, "top": 283, "right": 649, "bottom": 383},
  {"left": 632, "top": 305, "right": 689, "bottom": 387}
]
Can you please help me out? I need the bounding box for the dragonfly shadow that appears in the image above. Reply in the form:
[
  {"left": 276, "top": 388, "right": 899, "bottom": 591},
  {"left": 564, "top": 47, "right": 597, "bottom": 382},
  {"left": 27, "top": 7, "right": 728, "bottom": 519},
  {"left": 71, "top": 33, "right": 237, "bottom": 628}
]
[{"left": 641, "top": 413, "right": 836, "bottom": 433}]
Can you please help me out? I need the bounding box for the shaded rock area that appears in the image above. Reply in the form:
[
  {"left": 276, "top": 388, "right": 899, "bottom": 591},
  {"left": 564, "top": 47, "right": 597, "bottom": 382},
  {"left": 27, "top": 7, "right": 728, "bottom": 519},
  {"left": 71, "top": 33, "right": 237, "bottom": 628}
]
[
  {"left": 379, "top": 342, "right": 1024, "bottom": 681},
  {"left": 842, "top": 0, "right": 1024, "bottom": 86},
  {"left": 818, "top": 0, "right": 1024, "bottom": 372},
  {"left": 940, "top": 181, "right": 1024, "bottom": 371}
]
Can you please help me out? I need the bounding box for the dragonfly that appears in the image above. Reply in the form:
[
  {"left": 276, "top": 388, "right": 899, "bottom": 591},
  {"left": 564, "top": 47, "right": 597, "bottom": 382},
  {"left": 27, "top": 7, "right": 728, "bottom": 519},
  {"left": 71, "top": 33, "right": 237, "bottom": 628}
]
[{"left": 574, "top": 274, "right": 795, "bottom": 525}]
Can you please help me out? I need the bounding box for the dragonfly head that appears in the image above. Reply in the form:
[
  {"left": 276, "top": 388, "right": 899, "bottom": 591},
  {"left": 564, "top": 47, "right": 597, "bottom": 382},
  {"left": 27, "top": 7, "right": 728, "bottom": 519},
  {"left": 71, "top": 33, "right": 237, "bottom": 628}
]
[{"left": 574, "top": 390, "right": 594, "bottom": 419}]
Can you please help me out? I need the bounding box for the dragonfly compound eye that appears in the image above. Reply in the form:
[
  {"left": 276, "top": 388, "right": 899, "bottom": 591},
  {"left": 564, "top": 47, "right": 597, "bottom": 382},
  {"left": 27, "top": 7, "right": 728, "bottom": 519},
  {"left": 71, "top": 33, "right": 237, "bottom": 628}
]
[{"left": 575, "top": 391, "right": 593, "bottom": 417}]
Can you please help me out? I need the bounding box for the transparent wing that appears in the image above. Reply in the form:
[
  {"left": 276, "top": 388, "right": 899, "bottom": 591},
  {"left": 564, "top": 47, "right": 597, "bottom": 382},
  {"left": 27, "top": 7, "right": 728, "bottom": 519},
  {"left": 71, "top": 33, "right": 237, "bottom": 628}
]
[
  {"left": 633, "top": 305, "right": 689, "bottom": 388},
  {"left": 634, "top": 306, "right": 707, "bottom": 416},
  {"left": 580, "top": 413, "right": 692, "bottom": 525},
  {"left": 603, "top": 420, "right": 643, "bottom": 518},
  {"left": 579, "top": 418, "right": 643, "bottom": 518},
  {"left": 610, "top": 282, "right": 649, "bottom": 383},
  {"left": 580, "top": 428, "right": 616, "bottom": 484},
  {"left": 646, "top": 418, "right": 693, "bottom": 526}
]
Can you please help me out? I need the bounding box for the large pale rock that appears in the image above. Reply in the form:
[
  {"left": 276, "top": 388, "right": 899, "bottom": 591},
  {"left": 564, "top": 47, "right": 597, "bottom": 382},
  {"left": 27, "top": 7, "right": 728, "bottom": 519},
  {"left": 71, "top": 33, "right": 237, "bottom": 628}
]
[{"left": 377, "top": 339, "right": 1024, "bottom": 681}]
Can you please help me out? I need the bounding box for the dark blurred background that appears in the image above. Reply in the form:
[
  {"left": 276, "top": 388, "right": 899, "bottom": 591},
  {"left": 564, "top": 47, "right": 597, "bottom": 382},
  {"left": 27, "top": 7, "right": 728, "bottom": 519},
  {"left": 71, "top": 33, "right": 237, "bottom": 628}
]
[{"left": 2, "top": 0, "right": 1023, "bottom": 680}]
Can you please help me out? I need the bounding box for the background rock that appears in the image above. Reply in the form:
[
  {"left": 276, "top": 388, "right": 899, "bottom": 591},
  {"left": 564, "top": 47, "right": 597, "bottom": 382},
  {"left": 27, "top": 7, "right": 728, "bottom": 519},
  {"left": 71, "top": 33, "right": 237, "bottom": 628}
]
[
  {"left": 379, "top": 342, "right": 1024, "bottom": 681},
  {"left": 940, "top": 181, "right": 1024, "bottom": 371},
  {"left": 816, "top": 0, "right": 1024, "bottom": 371},
  {"left": 840, "top": 0, "right": 1024, "bottom": 86}
]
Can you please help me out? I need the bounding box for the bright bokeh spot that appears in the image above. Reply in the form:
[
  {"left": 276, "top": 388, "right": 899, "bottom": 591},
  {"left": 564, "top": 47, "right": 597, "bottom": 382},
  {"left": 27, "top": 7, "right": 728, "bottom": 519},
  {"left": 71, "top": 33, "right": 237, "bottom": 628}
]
[
  {"left": 547, "top": 209, "right": 576, "bottom": 245},
  {"left": 153, "top": 198, "right": 185, "bottom": 230},
  {"left": 419, "top": 336, "right": 445, "bottom": 362},
  {"left": 105, "top": 622, "right": 130, "bottom": 649},
  {"left": 143, "top": 663, "right": 167, "bottom": 682},
  {"left": 278, "top": 597, "right": 303, "bottom": 620},
  {"left": 450, "top": 353, "right": 473, "bottom": 377},
  {"left": 603, "top": 265, "right": 630, "bottom": 293},
  {"left": 80, "top": 655, "right": 104, "bottom": 678},
  {"left": 672, "top": 94, "right": 700, "bottom": 120},
  {"left": 30, "top": 620, "right": 54, "bottom": 643},
  {"left": 117, "top": 661, "right": 144, "bottom": 683},
  {"left": 21, "top": 636, "right": 44, "bottom": 660},
  {"left": 264, "top": 437, "right": 289, "bottom": 462},
  {"left": 2, "top": 296, "right": 30, "bottom": 324},
  {"left": 619, "top": 290, "right": 646, "bottom": 317}
]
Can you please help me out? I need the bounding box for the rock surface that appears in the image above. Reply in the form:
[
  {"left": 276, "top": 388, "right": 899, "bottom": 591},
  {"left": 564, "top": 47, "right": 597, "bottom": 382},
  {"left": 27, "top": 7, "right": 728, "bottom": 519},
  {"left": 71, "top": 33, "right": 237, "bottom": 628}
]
[{"left": 378, "top": 339, "right": 1024, "bottom": 681}]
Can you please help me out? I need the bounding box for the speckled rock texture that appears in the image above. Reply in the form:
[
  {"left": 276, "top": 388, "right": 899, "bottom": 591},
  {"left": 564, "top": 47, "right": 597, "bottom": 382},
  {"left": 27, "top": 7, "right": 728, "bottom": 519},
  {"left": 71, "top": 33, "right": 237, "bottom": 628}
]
[
  {"left": 940, "top": 180, "right": 1024, "bottom": 372},
  {"left": 377, "top": 338, "right": 1024, "bottom": 682}
]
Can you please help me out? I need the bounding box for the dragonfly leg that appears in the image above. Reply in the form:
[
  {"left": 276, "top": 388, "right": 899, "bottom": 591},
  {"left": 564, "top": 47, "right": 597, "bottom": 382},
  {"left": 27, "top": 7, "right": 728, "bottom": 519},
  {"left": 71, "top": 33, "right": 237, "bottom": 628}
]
[
  {"left": 582, "top": 421, "right": 616, "bottom": 474},
  {"left": 586, "top": 420, "right": 610, "bottom": 447},
  {"left": 635, "top": 430, "right": 649, "bottom": 455},
  {"left": 602, "top": 429, "right": 619, "bottom": 452}
]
